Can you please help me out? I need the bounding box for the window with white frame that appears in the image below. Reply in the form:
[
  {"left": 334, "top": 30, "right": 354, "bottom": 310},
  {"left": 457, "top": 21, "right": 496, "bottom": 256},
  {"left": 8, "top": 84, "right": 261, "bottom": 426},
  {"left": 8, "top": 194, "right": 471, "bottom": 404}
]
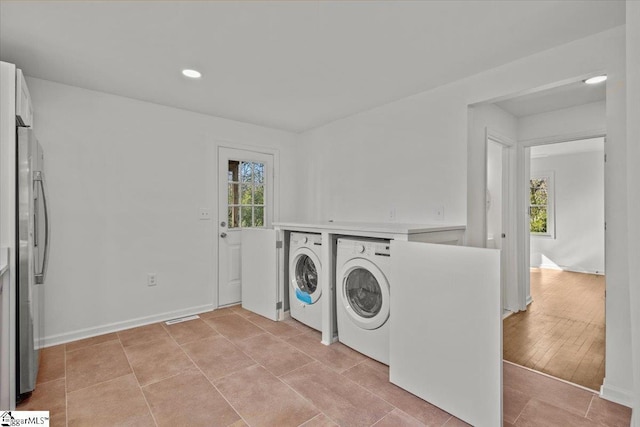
[{"left": 529, "top": 172, "right": 555, "bottom": 238}]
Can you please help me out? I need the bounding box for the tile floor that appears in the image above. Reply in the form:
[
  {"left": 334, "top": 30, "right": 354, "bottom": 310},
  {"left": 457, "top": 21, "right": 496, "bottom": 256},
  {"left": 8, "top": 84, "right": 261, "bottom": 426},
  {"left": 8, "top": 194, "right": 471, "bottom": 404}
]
[{"left": 19, "top": 305, "right": 631, "bottom": 426}]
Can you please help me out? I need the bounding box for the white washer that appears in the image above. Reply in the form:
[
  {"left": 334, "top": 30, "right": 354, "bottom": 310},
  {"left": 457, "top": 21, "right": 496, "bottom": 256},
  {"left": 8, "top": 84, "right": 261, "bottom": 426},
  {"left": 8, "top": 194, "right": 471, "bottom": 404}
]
[
  {"left": 336, "top": 238, "right": 391, "bottom": 365},
  {"left": 289, "top": 232, "right": 323, "bottom": 331}
]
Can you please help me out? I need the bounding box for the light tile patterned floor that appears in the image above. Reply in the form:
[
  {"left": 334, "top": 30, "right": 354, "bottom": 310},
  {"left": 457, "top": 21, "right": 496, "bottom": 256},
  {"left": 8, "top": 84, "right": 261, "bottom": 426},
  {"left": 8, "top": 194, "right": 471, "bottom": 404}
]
[
  {"left": 504, "top": 268, "right": 606, "bottom": 390},
  {"left": 19, "top": 304, "right": 630, "bottom": 426}
]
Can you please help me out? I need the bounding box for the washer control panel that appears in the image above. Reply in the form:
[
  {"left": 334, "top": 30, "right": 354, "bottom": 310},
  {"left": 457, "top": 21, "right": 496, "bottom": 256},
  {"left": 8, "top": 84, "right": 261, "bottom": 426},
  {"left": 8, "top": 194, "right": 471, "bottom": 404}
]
[{"left": 338, "top": 239, "right": 391, "bottom": 257}]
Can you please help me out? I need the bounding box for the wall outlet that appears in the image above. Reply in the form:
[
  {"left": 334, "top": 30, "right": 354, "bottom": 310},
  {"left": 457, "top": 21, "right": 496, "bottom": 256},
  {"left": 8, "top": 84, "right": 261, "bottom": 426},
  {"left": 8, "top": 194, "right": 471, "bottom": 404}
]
[
  {"left": 199, "top": 208, "right": 211, "bottom": 220},
  {"left": 147, "top": 273, "right": 157, "bottom": 287},
  {"left": 434, "top": 206, "right": 444, "bottom": 221}
]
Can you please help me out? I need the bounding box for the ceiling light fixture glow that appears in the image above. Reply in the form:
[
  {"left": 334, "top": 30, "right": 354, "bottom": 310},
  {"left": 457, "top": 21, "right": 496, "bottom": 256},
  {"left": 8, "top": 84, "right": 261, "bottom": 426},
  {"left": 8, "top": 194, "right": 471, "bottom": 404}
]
[
  {"left": 584, "top": 75, "right": 607, "bottom": 84},
  {"left": 182, "top": 69, "right": 202, "bottom": 79}
]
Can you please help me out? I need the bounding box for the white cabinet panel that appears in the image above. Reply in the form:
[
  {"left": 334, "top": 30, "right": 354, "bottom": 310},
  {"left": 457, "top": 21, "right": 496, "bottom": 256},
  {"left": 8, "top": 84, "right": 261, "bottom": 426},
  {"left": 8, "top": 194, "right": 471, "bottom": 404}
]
[
  {"left": 389, "top": 241, "right": 501, "bottom": 427},
  {"left": 241, "top": 228, "right": 278, "bottom": 321}
]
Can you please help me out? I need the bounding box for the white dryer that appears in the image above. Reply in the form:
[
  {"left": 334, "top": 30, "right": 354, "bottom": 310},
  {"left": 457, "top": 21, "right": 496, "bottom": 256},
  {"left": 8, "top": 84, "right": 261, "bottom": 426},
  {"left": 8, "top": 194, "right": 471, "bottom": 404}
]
[
  {"left": 289, "top": 232, "right": 323, "bottom": 331},
  {"left": 336, "top": 238, "right": 391, "bottom": 365}
]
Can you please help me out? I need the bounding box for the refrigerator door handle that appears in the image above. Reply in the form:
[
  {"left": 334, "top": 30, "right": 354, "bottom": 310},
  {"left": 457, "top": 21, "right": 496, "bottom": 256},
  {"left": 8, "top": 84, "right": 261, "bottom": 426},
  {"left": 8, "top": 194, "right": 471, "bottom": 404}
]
[{"left": 34, "top": 171, "right": 50, "bottom": 285}]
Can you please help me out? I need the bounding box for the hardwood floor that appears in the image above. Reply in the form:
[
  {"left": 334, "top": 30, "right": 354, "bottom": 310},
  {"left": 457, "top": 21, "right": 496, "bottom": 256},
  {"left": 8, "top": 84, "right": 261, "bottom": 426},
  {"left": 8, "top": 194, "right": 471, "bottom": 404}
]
[{"left": 503, "top": 268, "right": 605, "bottom": 391}]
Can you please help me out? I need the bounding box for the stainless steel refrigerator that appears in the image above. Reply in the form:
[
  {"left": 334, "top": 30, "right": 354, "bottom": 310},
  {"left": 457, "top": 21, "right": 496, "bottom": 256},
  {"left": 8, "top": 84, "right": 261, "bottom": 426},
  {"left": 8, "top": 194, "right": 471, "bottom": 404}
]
[{"left": 16, "top": 127, "right": 50, "bottom": 400}]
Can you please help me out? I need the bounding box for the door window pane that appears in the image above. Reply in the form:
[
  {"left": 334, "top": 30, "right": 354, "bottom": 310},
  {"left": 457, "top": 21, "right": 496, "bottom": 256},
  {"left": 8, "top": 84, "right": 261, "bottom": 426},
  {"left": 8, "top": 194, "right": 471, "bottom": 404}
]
[
  {"left": 241, "top": 184, "right": 252, "bottom": 205},
  {"left": 254, "top": 207, "right": 264, "bottom": 227},
  {"left": 227, "top": 159, "right": 267, "bottom": 229},
  {"left": 240, "top": 207, "right": 252, "bottom": 228},
  {"left": 228, "top": 206, "right": 239, "bottom": 229},
  {"left": 228, "top": 161, "right": 239, "bottom": 182},
  {"left": 254, "top": 185, "right": 264, "bottom": 205},
  {"left": 241, "top": 162, "right": 252, "bottom": 182},
  {"left": 228, "top": 184, "right": 238, "bottom": 205},
  {"left": 254, "top": 163, "right": 264, "bottom": 184}
]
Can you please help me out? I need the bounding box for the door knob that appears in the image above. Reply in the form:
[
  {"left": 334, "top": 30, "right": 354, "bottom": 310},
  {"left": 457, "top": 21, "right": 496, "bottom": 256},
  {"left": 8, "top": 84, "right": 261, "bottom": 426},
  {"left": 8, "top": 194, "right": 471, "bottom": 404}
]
[{"left": 220, "top": 232, "right": 227, "bottom": 238}]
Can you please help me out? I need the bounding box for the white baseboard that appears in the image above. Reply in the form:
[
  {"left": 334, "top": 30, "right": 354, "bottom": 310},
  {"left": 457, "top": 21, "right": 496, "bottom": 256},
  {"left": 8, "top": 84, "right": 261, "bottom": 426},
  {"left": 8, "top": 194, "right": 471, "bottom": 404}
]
[
  {"left": 502, "top": 310, "right": 515, "bottom": 320},
  {"left": 42, "top": 304, "right": 215, "bottom": 347},
  {"left": 600, "top": 380, "right": 634, "bottom": 408},
  {"left": 531, "top": 264, "right": 604, "bottom": 275}
]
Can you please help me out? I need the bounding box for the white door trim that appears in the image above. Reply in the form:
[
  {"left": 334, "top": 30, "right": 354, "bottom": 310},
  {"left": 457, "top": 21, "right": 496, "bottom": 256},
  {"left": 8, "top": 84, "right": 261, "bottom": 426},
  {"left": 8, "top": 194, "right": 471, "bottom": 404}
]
[{"left": 520, "top": 128, "right": 606, "bottom": 147}]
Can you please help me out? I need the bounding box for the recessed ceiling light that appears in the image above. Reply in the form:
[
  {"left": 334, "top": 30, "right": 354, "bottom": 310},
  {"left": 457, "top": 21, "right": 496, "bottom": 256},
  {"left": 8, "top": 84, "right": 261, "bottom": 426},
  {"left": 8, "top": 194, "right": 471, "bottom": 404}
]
[
  {"left": 584, "top": 75, "right": 607, "bottom": 84},
  {"left": 182, "top": 69, "right": 202, "bottom": 79}
]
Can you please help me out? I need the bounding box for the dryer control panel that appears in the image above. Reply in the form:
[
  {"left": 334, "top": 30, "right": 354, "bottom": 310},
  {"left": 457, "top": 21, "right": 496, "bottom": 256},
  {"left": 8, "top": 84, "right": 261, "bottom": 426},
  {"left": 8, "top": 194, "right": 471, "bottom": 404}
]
[{"left": 290, "top": 232, "right": 322, "bottom": 248}]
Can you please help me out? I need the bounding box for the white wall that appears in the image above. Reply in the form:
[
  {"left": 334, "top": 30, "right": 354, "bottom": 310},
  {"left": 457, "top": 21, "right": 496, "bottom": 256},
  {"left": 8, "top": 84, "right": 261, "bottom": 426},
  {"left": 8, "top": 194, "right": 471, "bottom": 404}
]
[
  {"left": 518, "top": 101, "right": 606, "bottom": 142},
  {"left": 530, "top": 149, "right": 604, "bottom": 274},
  {"left": 299, "top": 27, "right": 634, "bottom": 405},
  {"left": 626, "top": 2, "right": 640, "bottom": 425},
  {"left": 26, "top": 78, "right": 301, "bottom": 345}
]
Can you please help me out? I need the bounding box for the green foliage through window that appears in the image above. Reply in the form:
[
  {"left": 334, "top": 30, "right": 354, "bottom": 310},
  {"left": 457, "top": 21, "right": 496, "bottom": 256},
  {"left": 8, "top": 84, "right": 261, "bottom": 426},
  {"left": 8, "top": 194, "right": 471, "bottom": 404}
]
[
  {"left": 530, "top": 178, "right": 548, "bottom": 233},
  {"left": 227, "top": 160, "right": 266, "bottom": 228}
]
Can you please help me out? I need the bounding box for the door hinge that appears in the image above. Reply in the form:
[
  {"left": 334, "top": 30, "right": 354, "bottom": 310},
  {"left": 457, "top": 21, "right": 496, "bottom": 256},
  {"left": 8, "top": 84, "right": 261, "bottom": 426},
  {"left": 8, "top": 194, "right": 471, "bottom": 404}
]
[
  {"left": 501, "top": 233, "right": 506, "bottom": 238},
  {"left": 604, "top": 153, "right": 607, "bottom": 163},
  {"left": 276, "top": 301, "right": 282, "bottom": 310},
  {"left": 276, "top": 240, "right": 283, "bottom": 249},
  {"left": 604, "top": 222, "right": 607, "bottom": 231}
]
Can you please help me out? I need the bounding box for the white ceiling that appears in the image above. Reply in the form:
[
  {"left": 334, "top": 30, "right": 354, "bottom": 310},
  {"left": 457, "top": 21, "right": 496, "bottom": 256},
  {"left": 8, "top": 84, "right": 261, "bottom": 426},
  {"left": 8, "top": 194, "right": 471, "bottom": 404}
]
[
  {"left": 495, "top": 80, "right": 606, "bottom": 118},
  {"left": 531, "top": 137, "right": 604, "bottom": 158},
  {"left": 0, "top": 1, "right": 625, "bottom": 133}
]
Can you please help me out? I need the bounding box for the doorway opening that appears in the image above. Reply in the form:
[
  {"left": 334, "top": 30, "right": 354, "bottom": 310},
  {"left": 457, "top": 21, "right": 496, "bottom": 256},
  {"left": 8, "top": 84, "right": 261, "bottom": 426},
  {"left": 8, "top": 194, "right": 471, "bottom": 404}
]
[
  {"left": 504, "top": 136, "right": 606, "bottom": 391},
  {"left": 473, "top": 75, "right": 607, "bottom": 391}
]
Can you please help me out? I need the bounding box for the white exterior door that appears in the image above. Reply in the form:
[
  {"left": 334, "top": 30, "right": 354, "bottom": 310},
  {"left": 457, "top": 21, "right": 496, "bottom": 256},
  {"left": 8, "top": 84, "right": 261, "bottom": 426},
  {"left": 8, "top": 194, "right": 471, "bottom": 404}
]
[{"left": 218, "top": 147, "right": 274, "bottom": 307}]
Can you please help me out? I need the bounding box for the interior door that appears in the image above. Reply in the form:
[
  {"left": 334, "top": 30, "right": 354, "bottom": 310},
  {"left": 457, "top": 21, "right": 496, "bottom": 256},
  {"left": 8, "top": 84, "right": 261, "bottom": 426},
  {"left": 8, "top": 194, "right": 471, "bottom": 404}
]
[
  {"left": 486, "top": 140, "right": 505, "bottom": 306},
  {"left": 487, "top": 138, "right": 514, "bottom": 312},
  {"left": 389, "top": 241, "right": 501, "bottom": 427},
  {"left": 218, "top": 147, "right": 274, "bottom": 307}
]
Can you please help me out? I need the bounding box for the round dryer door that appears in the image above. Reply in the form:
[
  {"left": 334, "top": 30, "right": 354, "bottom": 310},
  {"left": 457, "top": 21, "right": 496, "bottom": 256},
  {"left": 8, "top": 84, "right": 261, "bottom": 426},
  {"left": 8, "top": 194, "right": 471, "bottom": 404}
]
[
  {"left": 290, "top": 248, "right": 322, "bottom": 304},
  {"left": 340, "top": 259, "right": 390, "bottom": 330}
]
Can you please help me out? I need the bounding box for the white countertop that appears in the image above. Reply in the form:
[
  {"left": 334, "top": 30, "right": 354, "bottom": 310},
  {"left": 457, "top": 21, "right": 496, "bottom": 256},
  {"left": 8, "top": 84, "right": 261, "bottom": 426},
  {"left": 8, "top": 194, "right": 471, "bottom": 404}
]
[{"left": 273, "top": 220, "right": 465, "bottom": 234}]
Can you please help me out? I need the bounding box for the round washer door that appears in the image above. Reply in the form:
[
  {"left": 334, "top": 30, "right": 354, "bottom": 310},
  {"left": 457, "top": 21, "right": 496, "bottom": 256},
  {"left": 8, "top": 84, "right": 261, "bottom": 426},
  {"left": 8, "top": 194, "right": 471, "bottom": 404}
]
[
  {"left": 340, "top": 258, "right": 390, "bottom": 330},
  {"left": 290, "top": 247, "right": 322, "bottom": 304}
]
